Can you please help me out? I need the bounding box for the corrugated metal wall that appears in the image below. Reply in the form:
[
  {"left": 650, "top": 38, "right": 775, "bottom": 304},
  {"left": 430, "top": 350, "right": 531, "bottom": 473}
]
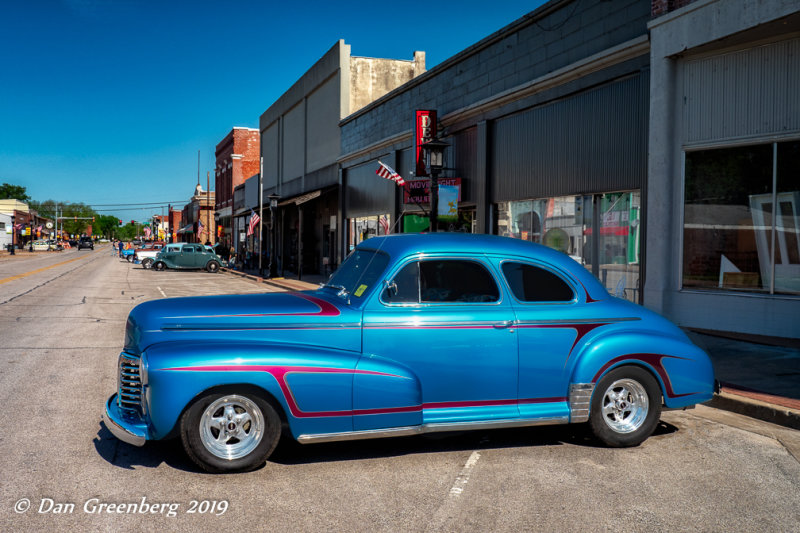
[
  {"left": 491, "top": 71, "right": 648, "bottom": 202},
  {"left": 684, "top": 37, "right": 800, "bottom": 145},
  {"left": 450, "top": 127, "right": 478, "bottom": 203},
  {"left": 344, "top": 158, "right": 396, "bottom": 217}
]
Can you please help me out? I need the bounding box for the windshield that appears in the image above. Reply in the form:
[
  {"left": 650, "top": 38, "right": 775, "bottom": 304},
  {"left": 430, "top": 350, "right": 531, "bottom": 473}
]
[{"left": 324, "top": 248, "right": 390, "bottom": 300}]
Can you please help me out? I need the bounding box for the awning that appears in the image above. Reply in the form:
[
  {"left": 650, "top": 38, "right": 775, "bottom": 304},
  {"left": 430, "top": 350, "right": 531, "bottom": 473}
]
[
  {"left": 177, "top": 224, "right": 194, "bottom": 234},
  {"left": 279, "top": 189, "right": 321, "bottom": 207}
]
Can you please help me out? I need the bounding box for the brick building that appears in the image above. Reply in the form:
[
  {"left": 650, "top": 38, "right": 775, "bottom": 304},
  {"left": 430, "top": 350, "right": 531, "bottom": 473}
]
[{"left": 215, "top": 128, "right": 260, "bottom": 252}]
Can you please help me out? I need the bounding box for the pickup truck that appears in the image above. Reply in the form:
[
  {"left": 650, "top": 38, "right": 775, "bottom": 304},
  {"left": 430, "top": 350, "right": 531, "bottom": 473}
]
[{"left": 133, "top": 242, "right": 166, "bottom": 267}]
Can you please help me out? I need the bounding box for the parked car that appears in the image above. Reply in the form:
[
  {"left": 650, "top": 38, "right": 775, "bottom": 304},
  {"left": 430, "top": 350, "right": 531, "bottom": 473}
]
[
  {"left": 151, "top": 243, "right": 221, "bottom": 273},
  {"left": 104, "top": 233, "right": 716, "bottom": 473},
  {"left": 78, "top": 236, "right": 94, "bottom": 250},
  {"left": 29, "top": 240, "right": 51, "bottom": 251},
  {"left": 120, "top": 244, "right": 135, "bottom": 261},
  {"left": 134, "top": 242, "right": 166, "bottom": 268}
]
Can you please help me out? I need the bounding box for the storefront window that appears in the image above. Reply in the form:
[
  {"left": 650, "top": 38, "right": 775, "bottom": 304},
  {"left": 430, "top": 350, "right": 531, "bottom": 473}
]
[
  {"left": 348, "top": 214, "right": 391, "bottom": 251},
  {"left": 683, "top": 141, "right": 799, "bottom": 295},
  {"left": 497, "top": 192, "right": 641, "bottom": 302}
]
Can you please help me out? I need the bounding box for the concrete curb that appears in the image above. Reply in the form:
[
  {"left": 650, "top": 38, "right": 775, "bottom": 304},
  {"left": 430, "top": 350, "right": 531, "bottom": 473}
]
[
  {"left": 708, "top": 392, "right": 800, "bottom": 431},
  {"left": 220, "top": 267, "right": 319, "bottom": 291}
]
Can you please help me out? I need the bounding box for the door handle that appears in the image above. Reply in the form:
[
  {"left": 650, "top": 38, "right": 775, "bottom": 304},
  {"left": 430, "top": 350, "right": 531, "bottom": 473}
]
[{"left": 494, "top": 320, "right": 514, "bottom": 329}]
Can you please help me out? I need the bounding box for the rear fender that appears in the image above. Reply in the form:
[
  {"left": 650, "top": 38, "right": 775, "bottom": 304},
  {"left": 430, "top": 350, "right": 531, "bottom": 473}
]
[
  {"left": 142, "top": 341, "right": 361, "bottom": 440},
  {"left": 570, "top": 331, "right": 715, "bottom": 408}
]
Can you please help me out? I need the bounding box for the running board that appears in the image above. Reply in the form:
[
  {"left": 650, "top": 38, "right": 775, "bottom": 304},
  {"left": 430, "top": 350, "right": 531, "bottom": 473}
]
[{"left": 296, "top": 416, "right": 569, "bottom": 444}]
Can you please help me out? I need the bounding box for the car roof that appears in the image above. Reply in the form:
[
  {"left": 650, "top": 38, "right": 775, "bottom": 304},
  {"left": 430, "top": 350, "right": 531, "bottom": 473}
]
[{"left": 356, "top": 233, "right": 608, "bottom": 300}]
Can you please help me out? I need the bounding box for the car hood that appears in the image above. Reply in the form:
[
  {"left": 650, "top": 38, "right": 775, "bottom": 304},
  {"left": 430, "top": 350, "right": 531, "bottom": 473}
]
[{"left": 123, "top": 291, "right": 361, "bottom": 354}]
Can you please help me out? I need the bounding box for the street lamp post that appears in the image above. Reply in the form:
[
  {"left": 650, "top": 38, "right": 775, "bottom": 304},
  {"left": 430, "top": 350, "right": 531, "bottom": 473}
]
[
  {"left": 421, "top": 137, "right": 449, "bottom": 233},
  {"left": 9, "top": 214, "right": 15, "bottom": 255},
  {"left": 268, "top": 193, "right": 280, "bottom": 278}
]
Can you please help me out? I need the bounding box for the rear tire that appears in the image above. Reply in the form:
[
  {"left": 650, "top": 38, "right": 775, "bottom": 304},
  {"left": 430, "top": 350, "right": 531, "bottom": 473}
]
[
  {"left": 142, "top": 258, "right": 154, "bottom": 269},
  {"left": 589, "top": 366, "right": 661, "bottom": 447}
]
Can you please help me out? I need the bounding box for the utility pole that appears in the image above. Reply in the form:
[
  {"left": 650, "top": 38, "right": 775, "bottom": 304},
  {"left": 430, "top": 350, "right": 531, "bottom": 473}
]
[{"left": 258, "top": 157, "right": 263, "bottom": 276}]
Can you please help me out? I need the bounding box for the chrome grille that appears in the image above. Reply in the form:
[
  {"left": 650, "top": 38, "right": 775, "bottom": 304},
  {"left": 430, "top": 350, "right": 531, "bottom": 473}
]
[{"left": 118, "top": 354, "right": 143, "bottom": 416}]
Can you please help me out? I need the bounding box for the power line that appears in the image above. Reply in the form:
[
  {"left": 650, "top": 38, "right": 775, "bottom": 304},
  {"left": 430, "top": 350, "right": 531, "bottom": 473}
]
[
  {"left": 93, "top": 206, "right": 175, "bottom": 212},
  {"left": 89, "top": 201, "right": 187, "bottom": 207}
]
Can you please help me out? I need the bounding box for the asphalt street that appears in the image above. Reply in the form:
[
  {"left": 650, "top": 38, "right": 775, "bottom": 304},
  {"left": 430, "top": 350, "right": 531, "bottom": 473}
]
[{"left": 1, "top": 247, "right": 798, "bottom": 532}]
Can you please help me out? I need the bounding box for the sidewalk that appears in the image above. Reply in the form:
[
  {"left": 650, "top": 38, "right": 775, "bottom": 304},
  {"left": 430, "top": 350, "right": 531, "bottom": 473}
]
[
  {"left": 686, "top": 330, "right": 800, "bottom": 430},
  {"left": 218, "top": 265, "right": 800, "bottom": 431}
]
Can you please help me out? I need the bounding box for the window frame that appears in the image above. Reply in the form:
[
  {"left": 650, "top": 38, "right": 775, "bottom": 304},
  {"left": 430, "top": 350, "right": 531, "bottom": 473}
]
[
  {"left": 379, "top": 255, "right": 505, "bottom": 307},
  {"left": 680, "top": 138, "right": 800, "bottom": 297},
  {"left": 497, "top": 258, "right": 579, "bottom": 306}
]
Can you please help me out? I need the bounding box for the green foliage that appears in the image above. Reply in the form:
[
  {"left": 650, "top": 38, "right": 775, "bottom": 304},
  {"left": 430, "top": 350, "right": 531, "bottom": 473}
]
[
  {"left": 115, "top": 223, "right": 138, "bottom": 241},
  {"left": 0, "top": 183, "right": 31, "bottom": 203}
]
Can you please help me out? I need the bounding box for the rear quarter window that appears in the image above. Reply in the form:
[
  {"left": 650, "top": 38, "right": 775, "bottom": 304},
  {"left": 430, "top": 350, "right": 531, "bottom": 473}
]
[{"left": 502, "top": 262, "right": 575, "bottom": 302}]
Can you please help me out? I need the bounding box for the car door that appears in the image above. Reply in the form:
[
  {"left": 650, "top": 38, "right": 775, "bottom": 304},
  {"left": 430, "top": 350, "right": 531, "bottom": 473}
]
[
  {"left": 160, "top": 245, "right": 180, "bottom": 267},
  {"left": 497, "top": 259, "right": 586, "bottom": 420},
  {"left": 178, "top": 244, "right": 196, "bottom": 268},
  {"left": 358, "top": 255, "right": 519, "bottom": 430}
]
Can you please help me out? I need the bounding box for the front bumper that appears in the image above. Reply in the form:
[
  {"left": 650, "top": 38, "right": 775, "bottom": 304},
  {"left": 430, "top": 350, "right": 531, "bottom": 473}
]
[{"left": 103, "top": 394, "right": 149, "bottom": 447}]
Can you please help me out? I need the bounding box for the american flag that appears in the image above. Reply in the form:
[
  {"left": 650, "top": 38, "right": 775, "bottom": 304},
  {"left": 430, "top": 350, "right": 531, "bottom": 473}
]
[
  {"left": 375, "top": 161, "right": 405, "bottom": 186},
  {"left": 247, "top": 209, "right": 260, "bottom": 236},
  {"left": 379, "top": 215, "right": 390, "bottom": 235},
  {"left": 198, "top": 220, "right": 205, "bottom": 234}
]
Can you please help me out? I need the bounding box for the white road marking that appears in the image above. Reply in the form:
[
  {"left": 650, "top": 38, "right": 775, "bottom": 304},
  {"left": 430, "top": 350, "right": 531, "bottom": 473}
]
[
  {"left": 157, "top": 286, "right": 167, "bottom": 298},
  {"left": 448, "top": 451, "right": 481, "bottom": 497}
]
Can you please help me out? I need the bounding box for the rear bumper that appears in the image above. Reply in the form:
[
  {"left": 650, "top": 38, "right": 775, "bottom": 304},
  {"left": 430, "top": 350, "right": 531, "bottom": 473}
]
[{"left": 103, "top": 394, "right": 149, "bottom": 447}]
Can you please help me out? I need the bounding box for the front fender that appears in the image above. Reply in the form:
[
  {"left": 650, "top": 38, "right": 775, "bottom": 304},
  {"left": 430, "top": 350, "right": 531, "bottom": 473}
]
[
  {"left": 142, "top": 341, "right": 361, "bottom": 440},
  {"left": 570, "top": 331, "right": 715, "bottom": 408}
]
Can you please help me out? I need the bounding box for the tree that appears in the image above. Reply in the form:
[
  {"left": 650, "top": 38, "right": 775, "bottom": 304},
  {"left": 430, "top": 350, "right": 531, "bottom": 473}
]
[
  {"left": 30, "top": 200, "right": 96, "bottom": 237},
  {"left": 0, "top": 183, "right": 31, "bottom": 203},
  {"left": 95, "top": 215, "right": 120, "bottom": 239}
]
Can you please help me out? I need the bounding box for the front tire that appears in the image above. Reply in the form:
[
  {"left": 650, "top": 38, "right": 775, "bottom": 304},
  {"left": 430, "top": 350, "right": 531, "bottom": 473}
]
[
  {"left": 180, "top": 392, "right": 281, "bottom": 473},
  {"left": 589, "top": 366, "right": 661, "bottom": 447},
  {"left": 206, "top": 260, "right": 220, "bottom": 273},
  {"left": 153, "top": 261, "right": 166, "bottom": 271}
]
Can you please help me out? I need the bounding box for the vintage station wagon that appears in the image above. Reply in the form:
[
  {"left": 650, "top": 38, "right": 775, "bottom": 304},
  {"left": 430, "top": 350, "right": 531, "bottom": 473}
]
[{"left": 104, "top": 233, "right": 715, "bottom": 473}]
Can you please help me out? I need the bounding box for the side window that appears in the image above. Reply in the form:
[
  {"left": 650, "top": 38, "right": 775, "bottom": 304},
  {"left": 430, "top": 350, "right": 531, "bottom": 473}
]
[
  {"left": 502, "top": 262, "right": 575, "bottom": 302},
  {"left": 183, "top": 246, "right": 194, "bottom": 253},
  {"left": 420, "top": 260, "right": 499, "bottom": 303},
  {"left": 384, "top": 262, "right": 420, "bottom": 303}
]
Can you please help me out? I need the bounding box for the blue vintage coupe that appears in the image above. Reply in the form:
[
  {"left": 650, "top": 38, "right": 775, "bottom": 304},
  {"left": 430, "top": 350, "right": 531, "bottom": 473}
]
[{"left": 104, "top": 233, "right": 715, "bottom": 473}]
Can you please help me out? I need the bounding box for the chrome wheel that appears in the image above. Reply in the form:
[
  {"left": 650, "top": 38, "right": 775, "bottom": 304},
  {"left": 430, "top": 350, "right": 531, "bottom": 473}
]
[
  {"left": 199, "top": 395, "right": 265, "bottom": 460},
  {"left": 599, "top": 378, "right": 649, "bottom": 434}
]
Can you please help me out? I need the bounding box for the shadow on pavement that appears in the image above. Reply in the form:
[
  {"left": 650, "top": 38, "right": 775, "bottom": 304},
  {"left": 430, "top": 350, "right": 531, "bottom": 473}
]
[{"left": 95, "top": 418, "right": 680, "bottom": 472}]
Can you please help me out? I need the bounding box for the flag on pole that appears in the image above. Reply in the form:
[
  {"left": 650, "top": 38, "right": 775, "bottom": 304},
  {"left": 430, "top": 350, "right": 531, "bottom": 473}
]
[
  {"left": 375, "top": 161, "right": 405, "bottom": 186},
  {"left": 247, "top": 209, "right": 260, "bottom": 236},
  {"left": 379, "top": 215, "right": 390, "bottom": 235},
  {"left": 198, "top": 220, "right": 205, "bottom": 235}
]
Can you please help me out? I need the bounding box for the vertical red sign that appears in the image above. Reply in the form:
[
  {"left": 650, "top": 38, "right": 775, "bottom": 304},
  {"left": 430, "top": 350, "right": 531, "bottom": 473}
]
[{"left": 415, "top": 110, "right": 437, "bottom": 177}]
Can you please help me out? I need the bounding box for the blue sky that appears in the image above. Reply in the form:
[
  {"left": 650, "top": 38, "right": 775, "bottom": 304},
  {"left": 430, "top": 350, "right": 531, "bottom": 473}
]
[{"left": 1, "top": 0, "right": 545, "bottom": 221}]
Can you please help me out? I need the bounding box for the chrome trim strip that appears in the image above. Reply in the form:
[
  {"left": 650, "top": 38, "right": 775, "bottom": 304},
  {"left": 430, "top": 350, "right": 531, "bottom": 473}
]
[
  {"left": 296, "top": 416, "right": 569, "bottom": 444},
  {"left": 161, "top": 323, "right": 362, "bottom": 331},
  {"left": 364, "top": 320, "right": 506, "bottom": 328},
  {"left": 569, "top": 383, "right": 594, "bottom": 423},
  {"left": 516, "top": 317, "right": 640, "bottom": 326}
]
